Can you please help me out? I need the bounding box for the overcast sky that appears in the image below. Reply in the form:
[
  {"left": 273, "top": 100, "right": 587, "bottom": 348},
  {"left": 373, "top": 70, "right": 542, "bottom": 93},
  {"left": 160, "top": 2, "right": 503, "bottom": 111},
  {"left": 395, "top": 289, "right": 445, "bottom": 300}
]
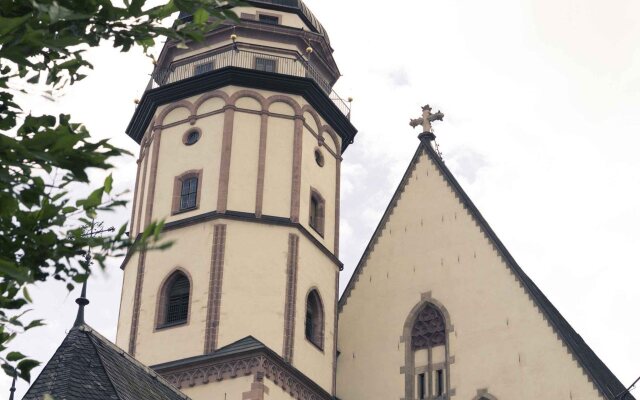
[{"left": 4, "top": 0, "right": 640, "bottom": 396}]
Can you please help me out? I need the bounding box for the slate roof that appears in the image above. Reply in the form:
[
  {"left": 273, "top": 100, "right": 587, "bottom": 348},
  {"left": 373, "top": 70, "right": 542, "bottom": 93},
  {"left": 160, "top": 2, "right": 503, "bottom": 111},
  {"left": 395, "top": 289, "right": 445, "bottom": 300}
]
[
  {"left": 22, "top": 324, "right": 188, "bottom": 400},
  {"left": 179, "top": 0, "right": 330, "bottom": 43},
  {"left": 339, "top": 139, "right": 634, "bottom": 400},
  {"left": 151, "top": 335, "right": 266, "bottom": 371}
]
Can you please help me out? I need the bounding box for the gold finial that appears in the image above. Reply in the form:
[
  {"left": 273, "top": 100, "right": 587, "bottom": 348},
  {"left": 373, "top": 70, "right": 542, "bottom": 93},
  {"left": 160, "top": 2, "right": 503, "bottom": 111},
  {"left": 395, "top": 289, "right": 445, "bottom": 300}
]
[
  {"left": 134, "top": 99, "right": 140, "bottom": 104},
  {"left": 230, "top": 33, "right": 237, "bottom": 42},
  {"left": 348, "top": 97, "right": 353, "bottom": 102},
  {"left": 306, "top": 46, "right": 313, "bottom": 54}
]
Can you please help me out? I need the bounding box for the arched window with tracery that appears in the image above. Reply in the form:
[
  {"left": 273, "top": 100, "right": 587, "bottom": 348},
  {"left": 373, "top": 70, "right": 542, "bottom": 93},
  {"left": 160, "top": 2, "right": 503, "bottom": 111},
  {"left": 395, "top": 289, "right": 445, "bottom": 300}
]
[
  {"left": 403, "top": 300, "right": 451, "bottom": 400},
  {"left": 157, "top": 271, "right": 191, "bottom": 328},
  {"left": 305, "top": 289, "right": 324, "bottom": 350}
]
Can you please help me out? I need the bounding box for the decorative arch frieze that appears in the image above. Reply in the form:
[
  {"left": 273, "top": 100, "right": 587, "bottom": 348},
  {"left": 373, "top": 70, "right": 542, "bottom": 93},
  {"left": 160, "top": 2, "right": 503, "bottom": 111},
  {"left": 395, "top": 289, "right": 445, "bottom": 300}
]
[
  {"left": 320, "top": 126, "right": 340, "bottom": 156},
  {"left": 229, "top": 89, "right": 268, "bottom": 111},
  {"left": 158, "top": 353, "right": 332, "bottom": 400},
  {"left": 265, "top": 94, "right": 303, "bottom": 116},
  {"left": 156, "top": 100, "right": 196, "bottom": 127},
  {"left": 302, "top": 105, "right": 323, "bottom": 135},
  {"left": 194, "top": 90, "right": 230, "bottom": 114}
]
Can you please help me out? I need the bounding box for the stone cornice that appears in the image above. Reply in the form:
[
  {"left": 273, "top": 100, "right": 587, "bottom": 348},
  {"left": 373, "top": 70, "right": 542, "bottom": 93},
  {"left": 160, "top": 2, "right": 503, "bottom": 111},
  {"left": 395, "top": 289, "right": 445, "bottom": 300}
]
[
  {"left": 126, "top": 67, "right": 356, "bottom": 153},
  {"left": 120, "top": 211, "right": 343, "bottom": 271}
]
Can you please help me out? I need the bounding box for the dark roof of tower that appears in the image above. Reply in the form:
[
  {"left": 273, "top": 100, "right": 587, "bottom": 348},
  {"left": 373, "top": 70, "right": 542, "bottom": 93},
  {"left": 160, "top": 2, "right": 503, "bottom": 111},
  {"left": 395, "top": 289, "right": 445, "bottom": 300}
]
[
  {"left": 247, "top": 0, "right": 329, "bottom": 39},
  {"left": 22, "top": 324, "right": 188, "bottom": 400},
  {"left": 339, "top": 139, "right": 634, "bottom": 400},
  {"left": 179, "top": 0, "right": 330, "bottom": 43}
]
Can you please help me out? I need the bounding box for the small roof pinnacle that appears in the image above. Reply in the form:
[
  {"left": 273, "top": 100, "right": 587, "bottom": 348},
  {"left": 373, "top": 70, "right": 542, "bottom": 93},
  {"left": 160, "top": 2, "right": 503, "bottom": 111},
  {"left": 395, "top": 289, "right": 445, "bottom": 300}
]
[
  {"left": 8, "top": 369, "right": 17, "bottom": 400},
  {"left": 73, "top": 279, "right": 90, "bottom": 327}
]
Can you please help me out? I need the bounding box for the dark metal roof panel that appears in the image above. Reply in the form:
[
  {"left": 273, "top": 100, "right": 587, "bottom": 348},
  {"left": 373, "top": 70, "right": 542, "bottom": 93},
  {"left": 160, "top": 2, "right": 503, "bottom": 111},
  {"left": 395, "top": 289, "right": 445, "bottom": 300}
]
[
  {"left": 23, "top": 325, "right": 188, "bottom": 400},
  {"left": 179, "top": 0, "right": 330, "bottom": 43}
]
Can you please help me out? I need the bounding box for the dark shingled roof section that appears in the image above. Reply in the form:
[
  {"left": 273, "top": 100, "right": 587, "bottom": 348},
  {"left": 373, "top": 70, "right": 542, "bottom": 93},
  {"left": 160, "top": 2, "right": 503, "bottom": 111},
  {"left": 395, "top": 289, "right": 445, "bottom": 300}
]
[
  {"left": 151, "top": 335, "right": 265, "bottom": 371},
  {"left": 339, "top": 140, "right": 633, "bottom": 400},
  {"left": 179, "top": 0, "right": 330, "bottom": 43},
  {"left": 23, "top": 324, "right": 188, "bottom": 400}
]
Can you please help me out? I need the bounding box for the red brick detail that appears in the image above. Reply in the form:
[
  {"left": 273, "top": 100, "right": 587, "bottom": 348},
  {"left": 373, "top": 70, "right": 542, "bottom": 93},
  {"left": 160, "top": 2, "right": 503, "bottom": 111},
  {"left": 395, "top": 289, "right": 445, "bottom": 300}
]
[
  {"left": 128, "top": 250, "right": 147, "bottom": 356},
  {"left": 217, "top": 108, "right": 235, "bottom": 212},
  {"left": 204, "top": 224, "right": 227, "bottom": 353},
  {"left": 282, "top": 234, "right": 299, "bottom": 362},
  {"left": 290, "top": 118, "right": 303, "bottom": 222}
]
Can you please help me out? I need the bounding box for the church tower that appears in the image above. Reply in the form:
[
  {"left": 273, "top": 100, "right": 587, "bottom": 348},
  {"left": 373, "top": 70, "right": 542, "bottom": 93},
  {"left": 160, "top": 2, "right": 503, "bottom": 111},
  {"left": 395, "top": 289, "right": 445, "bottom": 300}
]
[{"left": 116, "top": 2, "right": 356, "bottom": 399}]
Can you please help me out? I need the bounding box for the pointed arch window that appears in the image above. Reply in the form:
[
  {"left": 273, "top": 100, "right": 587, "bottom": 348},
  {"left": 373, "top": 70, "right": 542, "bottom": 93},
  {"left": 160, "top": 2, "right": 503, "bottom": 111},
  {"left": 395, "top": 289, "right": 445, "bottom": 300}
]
[
  {"left": 157, "top": 271, "right": 191, "bottom": 328},
  {"left": 172, "top": 170, "right": 202, "bottom": 214},
  {"left": 305, "top": 289, "right": 324, "bottom": 350},
  {"left": 309, "top": 188, "right": 325, "bottom": 237},
  {"left": 403, "top": 301, "right": 452, "bottom": 400}
]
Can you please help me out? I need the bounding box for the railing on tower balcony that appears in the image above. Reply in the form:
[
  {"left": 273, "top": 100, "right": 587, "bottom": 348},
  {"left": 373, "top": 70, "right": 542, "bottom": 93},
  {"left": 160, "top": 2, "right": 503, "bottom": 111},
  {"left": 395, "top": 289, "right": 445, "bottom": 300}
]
[{"left": 149, "top": 47, "right": 351, "bottom": 119}]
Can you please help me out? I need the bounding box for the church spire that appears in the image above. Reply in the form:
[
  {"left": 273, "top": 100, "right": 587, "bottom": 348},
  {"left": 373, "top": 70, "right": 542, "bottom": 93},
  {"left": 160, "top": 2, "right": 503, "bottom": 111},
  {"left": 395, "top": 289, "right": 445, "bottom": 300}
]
[
  {"left": 8, "top": 368, "right": 17, "bottom": 400},
  {"left": 73, "top": 279, "right": 89, "bottom": 327}
]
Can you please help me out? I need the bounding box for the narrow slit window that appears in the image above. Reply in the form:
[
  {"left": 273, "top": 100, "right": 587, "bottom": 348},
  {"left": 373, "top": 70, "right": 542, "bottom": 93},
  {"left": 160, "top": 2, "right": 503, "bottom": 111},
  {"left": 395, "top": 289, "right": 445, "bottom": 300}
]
[
  {"left": 417, "top": 373, "right": 426, "bottom": 400},
  {"left": 255, "top": 57, "right": 277, "bottom": 73},
  {"left": 435, "top": 369, "right": 444, "bottom": 397},
  {"left": 309, "top": 190, "right": 325, "bottom": 237},
  {"left": 180, "top": 176, "right": 198, "bottom": 211},
  {"left": 305, "top": 290, "right": 324, "bottom": 349}
]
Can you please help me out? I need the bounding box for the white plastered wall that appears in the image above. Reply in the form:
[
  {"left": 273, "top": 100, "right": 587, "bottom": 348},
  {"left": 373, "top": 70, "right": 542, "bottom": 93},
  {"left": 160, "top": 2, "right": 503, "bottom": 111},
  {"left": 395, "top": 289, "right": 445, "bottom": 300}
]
[{"left": 337, "top": 148, "right": 603, "bottom": 400}]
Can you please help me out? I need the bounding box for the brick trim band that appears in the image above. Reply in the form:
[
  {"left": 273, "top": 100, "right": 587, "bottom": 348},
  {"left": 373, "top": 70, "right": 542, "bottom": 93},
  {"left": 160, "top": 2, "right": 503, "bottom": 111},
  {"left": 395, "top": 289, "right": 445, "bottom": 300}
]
[
  {"left": 128, "top": 250, "right": 147, "bottom": 356},
  {"left": 282, "top": 234, "right": 299, "bottom": 362},
  {"left": 204, "top": 224, "right": 227, "bottom": 353}
]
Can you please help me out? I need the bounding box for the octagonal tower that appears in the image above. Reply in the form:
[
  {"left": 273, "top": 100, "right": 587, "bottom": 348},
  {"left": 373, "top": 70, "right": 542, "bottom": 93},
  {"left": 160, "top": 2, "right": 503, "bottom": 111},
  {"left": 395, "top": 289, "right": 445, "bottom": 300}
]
[{"left": 116, "top": 2, "right": 356, "bottom": 399}]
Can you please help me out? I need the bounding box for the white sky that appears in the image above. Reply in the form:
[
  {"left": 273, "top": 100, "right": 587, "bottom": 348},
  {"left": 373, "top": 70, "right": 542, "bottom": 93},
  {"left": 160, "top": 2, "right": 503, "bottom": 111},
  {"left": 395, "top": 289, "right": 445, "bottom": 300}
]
[{"left": 3, "top": 0, "right": 639, "bottom": 396}]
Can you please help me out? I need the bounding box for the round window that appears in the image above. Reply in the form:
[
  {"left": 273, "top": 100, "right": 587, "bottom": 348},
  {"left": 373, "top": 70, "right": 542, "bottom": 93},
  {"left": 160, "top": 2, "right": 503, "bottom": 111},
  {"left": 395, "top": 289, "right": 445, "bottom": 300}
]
[
  {"left": 314, "top": 149, "right": 325, "bottom": 167},
  {"left": 184, "top": 129, "right": 201, "bottom": 146}
]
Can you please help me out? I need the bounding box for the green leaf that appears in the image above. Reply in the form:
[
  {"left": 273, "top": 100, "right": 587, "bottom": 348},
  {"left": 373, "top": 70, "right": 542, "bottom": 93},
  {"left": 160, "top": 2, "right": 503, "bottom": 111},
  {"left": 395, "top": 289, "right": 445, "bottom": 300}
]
[
  {"left": 7, "top": 352, "right": 26, "bottom": 362},
  {"left": 104, "top": 174, "right": 113, "bottom": 194},
  {"left": 0, "top": 260, "right": 31, "bottom": 284},
  {"left": 193, "top": 8, "right": 210, "bottom": 25},
  {"left": 0, "top": 15, "right": 30, "bottom": 36},
  {"left": 17, "top": 359, "right": 40, "bottom": 382},
  {"left": 23, "top": 287, "right": 32, "bottom": 303}
]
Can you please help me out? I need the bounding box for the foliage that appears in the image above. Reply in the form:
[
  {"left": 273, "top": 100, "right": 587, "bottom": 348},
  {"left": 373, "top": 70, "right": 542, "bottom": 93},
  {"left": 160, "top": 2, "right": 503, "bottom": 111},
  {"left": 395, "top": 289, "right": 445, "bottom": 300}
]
[{"left": 0, "top": 0, "right": 239, "bottom": 383}]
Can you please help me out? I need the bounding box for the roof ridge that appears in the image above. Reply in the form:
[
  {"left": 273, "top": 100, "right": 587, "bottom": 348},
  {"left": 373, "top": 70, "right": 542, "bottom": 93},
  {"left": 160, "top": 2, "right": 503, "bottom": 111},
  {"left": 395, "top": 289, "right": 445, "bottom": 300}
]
[
  {"left": 79, "top": 324, "right": 191, "bottom": 400},
  {"left": 81, "top": 325, "right": 123, "bottom": 400}
]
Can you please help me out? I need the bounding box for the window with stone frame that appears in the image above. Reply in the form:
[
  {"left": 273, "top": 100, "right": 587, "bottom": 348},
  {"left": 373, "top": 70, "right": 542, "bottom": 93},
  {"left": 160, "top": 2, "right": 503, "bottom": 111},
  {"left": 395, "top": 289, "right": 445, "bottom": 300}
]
[
  {"left": 410, "top": 303, "right": 449, "bottom": 399},
  {"left": 158, "top": 271, "right": 191, "bottom": 328},
  {"left": 172, "top": 170, "right": 202, "bottom": 214},
  {"left": 305, "top": 289, "right": 324, "bottom": 349},
  {"left": 309, "top": 189, "right": 325, "bottom": 237}
]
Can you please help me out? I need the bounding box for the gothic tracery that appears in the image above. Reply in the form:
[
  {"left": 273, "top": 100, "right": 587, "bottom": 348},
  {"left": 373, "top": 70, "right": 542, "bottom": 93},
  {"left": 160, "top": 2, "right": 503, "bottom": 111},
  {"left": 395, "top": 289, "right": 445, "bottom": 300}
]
[{"left": 411, "top": 303, "right": 446, "bottom": 350}]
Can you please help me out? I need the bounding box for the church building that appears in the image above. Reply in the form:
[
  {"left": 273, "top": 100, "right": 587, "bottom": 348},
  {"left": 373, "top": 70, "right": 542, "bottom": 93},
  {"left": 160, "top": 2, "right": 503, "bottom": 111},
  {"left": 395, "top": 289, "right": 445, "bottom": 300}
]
[{"left": 21, "top": 1, "right": 634, "bottom": 399}]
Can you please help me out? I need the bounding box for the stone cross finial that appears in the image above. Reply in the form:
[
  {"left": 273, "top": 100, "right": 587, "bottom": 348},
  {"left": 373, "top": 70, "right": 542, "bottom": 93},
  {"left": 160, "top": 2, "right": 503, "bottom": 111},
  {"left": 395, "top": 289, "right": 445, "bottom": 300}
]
[{"left": 409, "top": 104, "right": 444, "bottom": 133}]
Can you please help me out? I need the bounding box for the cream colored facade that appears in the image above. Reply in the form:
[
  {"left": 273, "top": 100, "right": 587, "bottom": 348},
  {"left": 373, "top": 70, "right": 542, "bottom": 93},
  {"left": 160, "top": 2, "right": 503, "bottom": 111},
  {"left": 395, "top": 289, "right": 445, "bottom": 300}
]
[
  {"left": 117, "top": 2, "right": 344, "bottom": 396},
  {"left": 337, "top": 145, "right": 608, "bottom": 400},
  {"left": 115, "top": 2, "right": 630, "bottom": 400}
]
